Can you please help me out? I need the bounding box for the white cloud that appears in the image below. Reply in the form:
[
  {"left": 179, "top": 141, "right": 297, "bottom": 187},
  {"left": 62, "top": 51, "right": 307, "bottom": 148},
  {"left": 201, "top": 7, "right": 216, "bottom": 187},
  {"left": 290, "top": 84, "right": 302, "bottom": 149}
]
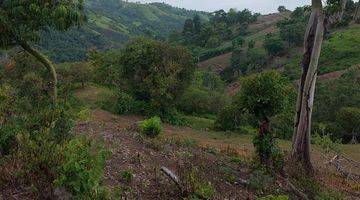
[{"left": 128, "top": 0, "right": 310, "bottom": 14}]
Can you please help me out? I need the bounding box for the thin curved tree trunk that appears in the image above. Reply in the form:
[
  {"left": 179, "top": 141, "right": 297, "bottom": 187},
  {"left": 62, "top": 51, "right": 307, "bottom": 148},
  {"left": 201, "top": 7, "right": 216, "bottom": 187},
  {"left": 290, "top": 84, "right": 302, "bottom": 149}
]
[
  {"left": 292, "top": 0, "right": 325, "bottom": 174},
  {"left": 19, "top": 40, "right": 58, "bottom": 106}
]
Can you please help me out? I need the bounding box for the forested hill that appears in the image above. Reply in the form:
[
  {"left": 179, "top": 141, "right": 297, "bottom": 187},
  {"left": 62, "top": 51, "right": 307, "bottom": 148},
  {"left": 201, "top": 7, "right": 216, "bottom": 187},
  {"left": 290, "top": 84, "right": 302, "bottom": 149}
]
[{"left": 38, "top": 0, "right": 210, "bottom": 63}]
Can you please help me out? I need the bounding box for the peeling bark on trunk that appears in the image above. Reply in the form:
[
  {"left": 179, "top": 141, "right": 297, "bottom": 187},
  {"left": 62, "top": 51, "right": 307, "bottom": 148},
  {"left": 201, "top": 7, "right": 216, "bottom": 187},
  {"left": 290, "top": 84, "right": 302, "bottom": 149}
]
[
  {"left": 292, "top": 0, "right": 325, "bottom": 174},
  {"left": 19, "top": 40, "right": 58, "bottom": 107},
  {"left": 355, "top": 1, "right": 360, "bottom": 22}
]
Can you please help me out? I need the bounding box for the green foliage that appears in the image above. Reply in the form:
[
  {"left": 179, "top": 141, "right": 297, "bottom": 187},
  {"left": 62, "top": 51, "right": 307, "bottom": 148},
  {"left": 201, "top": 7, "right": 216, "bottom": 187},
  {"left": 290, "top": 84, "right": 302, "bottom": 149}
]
[
  {"left": 277, "top": 6, "right": 288, "bottom": 13},
  {"left": 214, "top": 104, "right": 254, "bottom": 132},
  {"left": 336, "top": 107, "right": 360, "bottom": 142},
  {"left": 55, "top": 136, "right": 110, "bottom": 199},
  {"left": 263, "top": 33, "right": 286, "bottom": 56},
  {"left": 205, "top": 36, "right": 222, "bottom": 48},
  {"left": 179, "top": 70, "right": 228, "bottom": 115},
  {"left": 173, "top": 8, "right": 259, "bottom": 60},
  {"left": 140, "top": 117, "right": 162, "bottom": 138},
  {"left": 313, "top": 133, "right": 342, "bottom": 153},
  {"left": 120, "top": 170, "right": 133, "bottom": 183},
  {"left": 15, "top": 131, "right": 62, "bottom": 195},
  {"left": 114, "top": 92, "right": 135, "bottom": 115},
  {"left": 186, "top": 167, "right": 215, "bottom": 199},
  {"left": 0, "top": 0, "right": 85, "bottom": 48},
  {"left": 232, "top": 36, "right": 245, "bottom": 48},
  {"left": 319, "top": 26, "right": 360, "bottom": 74},
  {"left": 238, "top": 71, "right": 286, "bottom": 120},
  {"left": 120, "top": 38, "right": 195, "bottom": 114},
  {"left": 248, "top": 40, "right": 255, "bottom": 49},
  {"left": 199, "top": 46, "right": 234, "bottom": 62},
  {"left": 277, "top": 7, "right": 308, "bottom": 46},
  {"left": 253, "top": 134, "right": 284, "bottom": 170},
  {"left": 179, "top": 87, "right": 227, "bottom": 115},
  {"left": 313, "top": 69, "right": 360, "bottom": 142},
  {"left": 226, "top": 48, "right": 267, "bottom": 81}
]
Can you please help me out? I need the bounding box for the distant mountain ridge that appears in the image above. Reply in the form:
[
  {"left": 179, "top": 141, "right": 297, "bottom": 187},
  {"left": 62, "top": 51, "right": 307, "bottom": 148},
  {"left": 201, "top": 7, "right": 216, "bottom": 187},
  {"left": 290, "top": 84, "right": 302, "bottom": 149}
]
[{"left": 39, "top": 0, "right": 210, "bottom": 63}]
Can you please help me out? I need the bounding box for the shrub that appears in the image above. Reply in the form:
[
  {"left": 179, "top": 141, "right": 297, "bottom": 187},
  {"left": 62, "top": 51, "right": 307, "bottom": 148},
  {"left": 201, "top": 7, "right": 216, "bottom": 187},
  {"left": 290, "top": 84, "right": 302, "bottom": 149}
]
[
  {"left": 52, "top": 108, "right": 75, "bottom": 143},
  {"left": 120, "top": 170, "right": 133, "bottom": 183},
  {"left": 199, "top": 46, "right": 234, "bottom": 61},
  {"left": 140, "top": 117, "right": 162, "bottom": 138},
  {"left": 232, "top": 36, "right": 245, "bottom": 48},
  {"left": 186, "top": 167, "right": 215, "bottom": 199},
  {"left": 214, "top": 104, "right": 254, "bottom": 131},
  {"left": 336, "top": 107, "right": 360, "bottom": 143},
  {"left": 179, "top": 87, "right": 227, "bottom": 115},
  {"left": 114, "top": 92, "right": 135, "bottom": 115},
  {"left": 15, "top": 132, "right": 62, "bottom": 196},
  {"left": 263, "top": 33, "right": 286, "bottom": 56},
  {"left": 248, "top": 40, "right": 255, "bottom": 49},
  {"left": 120, "top": 38, "right": 195, "bottom": 114},
  {"left": 55, "top": 136, "right": 110, "bottom": 199}
]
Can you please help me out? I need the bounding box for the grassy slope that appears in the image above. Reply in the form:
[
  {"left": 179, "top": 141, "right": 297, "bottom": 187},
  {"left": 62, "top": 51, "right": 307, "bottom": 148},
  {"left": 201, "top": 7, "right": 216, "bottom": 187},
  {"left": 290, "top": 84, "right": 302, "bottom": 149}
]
[
  {"left": 284, "top": 24, "right": 360, "bottom": 79},
  {"left": 74, "top": 85, "right": 360, "bottom": 164}
]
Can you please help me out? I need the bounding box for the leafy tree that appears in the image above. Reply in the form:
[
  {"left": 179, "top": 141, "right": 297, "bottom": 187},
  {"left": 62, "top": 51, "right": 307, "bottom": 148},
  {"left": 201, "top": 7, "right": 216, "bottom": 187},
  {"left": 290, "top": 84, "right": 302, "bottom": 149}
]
[
  {"left": 263, "top": 33, "right": 286, "bottom": 56},
  {"left": 183, "top": 18, "right": 194, "bottom": 40},
  {"left": 205, "top": 36, "right": 221, "bottom": 48},
  {"left": 193, "top": 15, "right": 202, "bottom": 33},
  {"left": 232, "top": 36, "right": 245, "bottom": 48},
  {"left": 336, "top": 107, "right": 360, "bottom": 144},
  {"left": 248, "top": 40, "right": 255, "bottom": 49},
  {"left": 238, "top": 71, "right": 286, "bottom": 163},
  {"left": 0, "top": 0, "right": 85, "bottom": 105},
  {"left": 120, "top": 38, "right": 195, "bottom": 115},
  {"left": 278, "top": 6, "right": 288, "bottom": 13}
]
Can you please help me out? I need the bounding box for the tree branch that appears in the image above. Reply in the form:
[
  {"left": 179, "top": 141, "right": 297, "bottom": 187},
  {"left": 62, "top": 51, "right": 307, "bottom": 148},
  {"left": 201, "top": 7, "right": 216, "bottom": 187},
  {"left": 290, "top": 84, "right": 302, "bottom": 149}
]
[{"left": 19, "top": 40, "right": 58, "bottom": 106}]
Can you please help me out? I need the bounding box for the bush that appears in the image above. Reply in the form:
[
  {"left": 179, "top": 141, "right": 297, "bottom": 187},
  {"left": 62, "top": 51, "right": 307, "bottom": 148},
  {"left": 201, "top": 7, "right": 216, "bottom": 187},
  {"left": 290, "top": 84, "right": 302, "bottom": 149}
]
[
  {"left": 199, "top": 46, "right": 233, "bottom": 62},
  {"left": 179, "top": 87, "right": 227, "bottom": 115},
  {"left": 14, "top": 132, "right": 62, "bottom": 196},
  {"left": 140, "top": 117, "right": 162, "bottom": 138},
  {"left": 55, "top": 136, "right": 110, "bottom": 199},
  {"left": 263, "top": 33, "right": 286, "bottom": 56},
  {"left": 120, "top": 38, "right": 195, "bottom": 114},
  {"left": 114, "top": 92, "right": 135, "bottom": 115},
  {"left": 214, "top": 104, "right": 254, "bottom": 131},
  {"left": 186, "top": 167, "right": 215, "bottom": 199}
]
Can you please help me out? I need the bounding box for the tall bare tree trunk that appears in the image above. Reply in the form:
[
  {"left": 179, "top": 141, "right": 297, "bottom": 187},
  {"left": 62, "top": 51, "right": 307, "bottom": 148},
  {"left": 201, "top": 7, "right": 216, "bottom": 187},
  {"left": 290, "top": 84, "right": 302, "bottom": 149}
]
[
  {"left": 19, "top": 40, "right": 58, "bottom": 106},
  {"left": 355, "top": 1, "right": 360, "bottom": 22},
  {"left": 292, "top": 0, "right": 325, "bottom": 174}
]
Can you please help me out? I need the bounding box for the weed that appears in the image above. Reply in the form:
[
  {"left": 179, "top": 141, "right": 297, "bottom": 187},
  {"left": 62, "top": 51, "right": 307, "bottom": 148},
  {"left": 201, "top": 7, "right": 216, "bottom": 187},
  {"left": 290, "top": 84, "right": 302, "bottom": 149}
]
[
  {"left": 140, "top": 117, "right": 162, "bottom": 138},
  {"left": 229, "top": 157, "right": 244, "bottom": 165},
  {"left": 120, "top": 170, "right": 133, "bottom": 183},
  {"left": 185, "top": 167, "right": 216, "bottom": 199}
]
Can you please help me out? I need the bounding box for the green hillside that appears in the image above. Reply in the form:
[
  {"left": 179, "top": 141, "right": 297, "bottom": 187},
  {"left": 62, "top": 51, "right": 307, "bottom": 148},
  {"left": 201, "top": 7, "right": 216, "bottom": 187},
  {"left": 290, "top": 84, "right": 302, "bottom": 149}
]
[{"left": 38, "top": 0, "right": 210, "bottom": 62}]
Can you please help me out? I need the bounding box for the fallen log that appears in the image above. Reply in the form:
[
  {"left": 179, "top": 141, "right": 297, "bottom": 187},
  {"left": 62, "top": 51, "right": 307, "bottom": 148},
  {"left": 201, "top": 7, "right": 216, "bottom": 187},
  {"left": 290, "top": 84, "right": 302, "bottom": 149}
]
[{"left": 160, "top": 167, "right": 183, "bottom": 192}]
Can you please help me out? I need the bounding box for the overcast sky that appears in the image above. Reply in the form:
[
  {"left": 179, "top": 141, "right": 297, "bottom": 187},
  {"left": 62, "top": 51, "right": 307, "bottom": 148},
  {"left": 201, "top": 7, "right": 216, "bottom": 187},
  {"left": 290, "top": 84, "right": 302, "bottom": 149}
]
[{"left": 128, "top": 0, "right": 310, "bottom": 14}]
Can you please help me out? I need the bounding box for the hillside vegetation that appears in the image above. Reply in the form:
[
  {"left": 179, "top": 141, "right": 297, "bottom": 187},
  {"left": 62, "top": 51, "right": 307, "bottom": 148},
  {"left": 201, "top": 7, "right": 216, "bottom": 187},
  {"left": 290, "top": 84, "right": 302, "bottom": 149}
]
[
  {"left": 38, "top": 0, "right": 209, "bottom": 62},
  {"left": 1, "top": 0, "right": 360, "bottom": 199}
]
